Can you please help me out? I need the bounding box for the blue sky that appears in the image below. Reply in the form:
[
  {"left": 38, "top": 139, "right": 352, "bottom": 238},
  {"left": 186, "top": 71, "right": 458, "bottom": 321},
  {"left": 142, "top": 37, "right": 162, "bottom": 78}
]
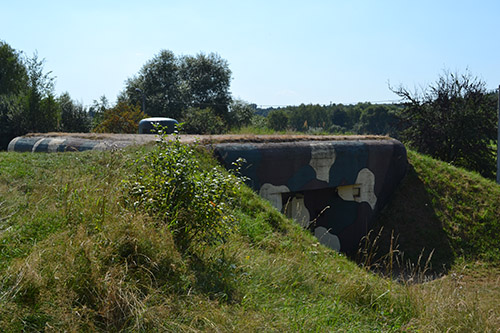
[{"left": 2, "top": 0, "right": 499, "bottom": 107}]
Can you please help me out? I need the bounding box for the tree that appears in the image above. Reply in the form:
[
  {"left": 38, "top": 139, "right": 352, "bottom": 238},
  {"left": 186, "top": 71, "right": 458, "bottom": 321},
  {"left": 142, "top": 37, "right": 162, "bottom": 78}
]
[
  {"left": 122, "top": 50, "right": 232, "bottom": 122},
  {"left": 0, "top": 41, "right": 27, "bottom": 149},
  {"left": 392, "top": 70, "right": 497, "bottom": 178},
  {"left": 89, "top": 95, "right": 109, "bottom": 131},
  {"left": 21, "top": 52, "right": 58, "bottom": 133},
  {"left": 124, "top": 50, "right": 182, "bottom": 119},
  {"left": 228, "top": 99, "right": 255, "bottom": 128},
  {"left": 181, "top": 107, "right": 225, "bottom": 134},
  {"left": 94, "top": 101, "right": 145, "bottom": 134},
  {"left": 58, "top": 92, "right": 91, "bottom": 132},
  {"left": 330, "top": 106, "right": 348, "bottom": 128},
  {"left": 267, "top": 109, "right": 289, "bottom": 131},
  {"left": 179, "top": 53, "right": 232, "bottom": 120},
  {"left": 356, "top": 104, "right": 398, "bottom": 135},
  {"left": 0, "top": 40, "right": 28, "bottom": 96},
  {"left": 0, "top": 95, "right": 23, "bottom": 149}
]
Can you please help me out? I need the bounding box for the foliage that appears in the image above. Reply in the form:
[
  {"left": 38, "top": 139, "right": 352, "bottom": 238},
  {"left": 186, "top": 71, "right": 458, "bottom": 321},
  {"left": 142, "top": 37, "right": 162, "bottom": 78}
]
[
  {"left": 355, "top": 104, "right": 399, "bottom": 136},
  {"left": 258, "top": 102, "right": 400, "bottom": 136},
  {"left": 88, "top": 95, "right": 110, "bottom": 131},
  {"left": 0, "top": 40, "right": 27, "bottom": 96},
  {"left": 179, "top": 53, "right": 232, "bottom": 120},
  {"left": 0, "top": 95, "right": 23, "bottom": 149},
  {"left": 1, "top": 147, "right": 500, "bottom": 330},
  {"left": 122, "top": 50, "right": 232, "bottom": 122},
  {"left": 93, "top": 101, "right": 145, "bottom": 134},
  {"left": 0, "top": 45, "right": 63, "bottom": 149},
  {"left": 58, "top": 92, "right": 91, "bottom": 132},
  {"left": 124, "top": 133, "right": 240, "bottom": 249},
  {"left": 288, "top": 103, "right": 329, "bottom": 131},
  {"left": 228, "top": 99, "right": 255, "bottom": 129},
  {"left": 21, "top": 52, "right": 58, "bottom": 133},
  {"left": 123, "top": 50, "right": 183, "bottom": 119},
  {"left": 267, "top": 109, "right": 289, "bottom": 131},
  {"left": 0, "top": 41, "right": 27, "bottom": 149},
  {"left": 181, "top": 107, "right": 226, "bottom": 134},
  {"left": 391, "top": 70, "right": 497, "bottom": 178}
]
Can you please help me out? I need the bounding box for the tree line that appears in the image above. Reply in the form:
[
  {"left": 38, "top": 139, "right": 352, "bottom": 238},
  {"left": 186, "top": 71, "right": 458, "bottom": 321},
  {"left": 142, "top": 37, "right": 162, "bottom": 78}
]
[
  {"left": 0, "top": 41, "right": 247, "bottom": 149},
  {"left": 258, "top": 73, "right": 498, "bottom": 179},
  {"left": 1, "top": 40, "right": 498, "bottom": 179},
  {"left": 260, "top": 102, "right": 400, "bottom": 136}
]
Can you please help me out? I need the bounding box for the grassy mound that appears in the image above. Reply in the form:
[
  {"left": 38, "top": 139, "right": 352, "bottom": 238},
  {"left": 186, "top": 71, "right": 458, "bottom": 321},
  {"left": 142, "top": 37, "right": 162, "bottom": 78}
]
[
  {"left": 0, "top": 141, "right": 499, "bottom": 331},
  {"left": 368, "top": 150, "right": 500, "bottom": 273}
]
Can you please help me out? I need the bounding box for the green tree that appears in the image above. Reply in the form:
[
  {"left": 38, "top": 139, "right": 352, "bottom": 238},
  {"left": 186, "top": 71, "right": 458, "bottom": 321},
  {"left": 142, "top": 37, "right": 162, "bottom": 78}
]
[
  {"left": 228, "top": 99, "right": 255, "bottom": 128},
  {"left": 0, "top": 40, "right": 28, "bottom": 95},
  {"left": 0, "top": 41, "right": 28, "bottom": 149},
  {"left": 89, "top": 95, "right": 109, "bottom": 131},
  {"left": 94, "top": 101, "right": 145, "bottom": 134},
  {"left": 356, "top": 104, "right": 398, "bottom": 135},
  {"left": 179, "top": 53, "right": 232, "bottom": 120},
  {"left": 181, "top": 107, "right": 225, "bottom": 134},
  {"left": 124, "top": 50, "right": 182, "bottom": 119},
  {"left": 58, "top": 92, "right": 91, "bottom": 132},
  {"left": 392, "top": 70, "right": 497, "bottom": 178},
  {"left": 267, "top": 109, "right": 289, "bottom": 131},
  {"left": 21, "top": 52, "right": 58, "bottom": 133},
  {"left": 0, "top": 95, "right": 23, "bottom": 149},
  {"left": 330, "top": 106, "right": 348, "bottom": 128},
  {"left": 122, "top": 50, "right": 232, "bottom": 122}
]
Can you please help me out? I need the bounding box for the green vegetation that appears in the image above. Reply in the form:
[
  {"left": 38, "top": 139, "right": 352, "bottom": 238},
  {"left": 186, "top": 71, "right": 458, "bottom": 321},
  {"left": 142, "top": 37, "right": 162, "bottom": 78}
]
[
  {"left": 1, "top": 138, "right": 499, "bottom": 331},
  {"left": 0, "top": 41, "right": 236, "bottom": 148},
  {"left": 392, "top": 70, "right": 498, "bottom": 179},
  {"left": 258, "top": 102, "right": 400, "bottom": 137}
]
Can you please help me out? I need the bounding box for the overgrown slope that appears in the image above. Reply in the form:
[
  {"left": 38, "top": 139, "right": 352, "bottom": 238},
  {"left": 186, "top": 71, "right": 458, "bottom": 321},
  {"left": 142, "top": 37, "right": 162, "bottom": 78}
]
[
  {"left": 371, "top": 150, "right": 500, "bottom": 272},
  {"left": 0, "top": 142, "right": 499, "bottom": 331}
]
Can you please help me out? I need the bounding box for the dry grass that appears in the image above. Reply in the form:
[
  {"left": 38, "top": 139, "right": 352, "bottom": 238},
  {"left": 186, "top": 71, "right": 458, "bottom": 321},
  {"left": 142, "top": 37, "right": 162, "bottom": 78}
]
[
  {"left": 406, "top": 263, "right": 500, "bottom": 332},
  {"left": 1, "top": 144, "right": 500, "bottom": 331}
]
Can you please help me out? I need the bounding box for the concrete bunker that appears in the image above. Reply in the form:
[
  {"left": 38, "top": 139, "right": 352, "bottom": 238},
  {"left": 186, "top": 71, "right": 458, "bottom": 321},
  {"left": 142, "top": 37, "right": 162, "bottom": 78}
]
[
  {"left": 213, "top": 139, "right": 407, "bottom": 253},
  {"left": 7, "top": 133, "right": 407, "bottom": 253}
]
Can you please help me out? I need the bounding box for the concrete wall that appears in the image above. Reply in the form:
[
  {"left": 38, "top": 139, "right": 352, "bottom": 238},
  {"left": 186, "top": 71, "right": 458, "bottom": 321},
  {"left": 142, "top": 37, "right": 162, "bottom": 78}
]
[
  {"left": 213, "top": 139, "right": 407, "bottom": 253},
  {"left": 8, "top": 134, "right": 407, "bottom": 253}
]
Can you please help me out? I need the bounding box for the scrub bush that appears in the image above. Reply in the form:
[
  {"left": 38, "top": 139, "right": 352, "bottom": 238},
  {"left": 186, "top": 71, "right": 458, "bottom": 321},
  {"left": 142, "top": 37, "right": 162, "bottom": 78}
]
[{"left": 124, "top": 132, "right": 241, "bottom": 250}]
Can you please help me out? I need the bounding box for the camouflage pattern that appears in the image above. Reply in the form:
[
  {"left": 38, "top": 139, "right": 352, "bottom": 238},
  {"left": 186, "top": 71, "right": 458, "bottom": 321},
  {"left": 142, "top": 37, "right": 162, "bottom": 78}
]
[
  {"left": 7, "top": 136, "right": 133, "bottom": 152},
  {"left": 8, "top": 133, "right": 408, "bottom": 253},
  {"left": 213, "top": 139, "right": 407, "bottom": 253}
]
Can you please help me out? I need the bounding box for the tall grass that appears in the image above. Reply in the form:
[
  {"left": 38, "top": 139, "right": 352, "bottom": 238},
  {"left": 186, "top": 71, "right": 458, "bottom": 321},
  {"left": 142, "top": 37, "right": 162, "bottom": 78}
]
[{"left": 0, "top": 142, "right": 499, "bottom": 331}]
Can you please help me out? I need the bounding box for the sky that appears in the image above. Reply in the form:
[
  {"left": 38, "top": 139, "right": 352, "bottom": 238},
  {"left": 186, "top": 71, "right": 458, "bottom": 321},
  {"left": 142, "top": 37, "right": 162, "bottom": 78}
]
[{"left": 2, "top": 0, "right": 500, "bottom": 108}]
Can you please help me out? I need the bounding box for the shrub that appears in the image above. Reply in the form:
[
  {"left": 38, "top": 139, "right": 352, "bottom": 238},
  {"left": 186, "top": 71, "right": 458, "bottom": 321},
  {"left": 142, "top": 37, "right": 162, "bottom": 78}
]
[
  {"left": 181, "top": 107, "right": 226, "bottom": 134},
  {"left": 94, "top": 101, "right": 145, "bottom": 133},
  {"left": 124, "top": 132, "right": 241, "bottom": 250}
]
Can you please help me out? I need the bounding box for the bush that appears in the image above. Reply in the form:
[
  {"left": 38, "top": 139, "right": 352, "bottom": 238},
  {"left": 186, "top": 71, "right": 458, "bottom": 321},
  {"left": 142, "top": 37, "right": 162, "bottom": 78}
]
[
  {"left": 94, "top": 101, "right": 145, "bottom": 134},
  {"left": 392, "top": 70, "right": 497, "bottom": 178},
  {"left": 124, "top": 132, "right": 241, "bottom": 250},
  {"left": 181, "top": 107, "right": 226, "bottom": 134},
  {"left": 267, "top": 109, "right": 288, "bottom": 131}
]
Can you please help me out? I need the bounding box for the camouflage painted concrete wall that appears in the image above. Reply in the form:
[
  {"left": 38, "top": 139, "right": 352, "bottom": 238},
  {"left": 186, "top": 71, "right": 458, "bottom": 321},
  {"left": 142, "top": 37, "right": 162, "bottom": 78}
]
[
  {"left": 7, "top": 136, "right": 133, "bottom": 152},
  {"left": 8, "top": 134, "right": 407, "bottom": 253},
  {"left": 213, "top": 139, "right": 407, "bottom": 253}
]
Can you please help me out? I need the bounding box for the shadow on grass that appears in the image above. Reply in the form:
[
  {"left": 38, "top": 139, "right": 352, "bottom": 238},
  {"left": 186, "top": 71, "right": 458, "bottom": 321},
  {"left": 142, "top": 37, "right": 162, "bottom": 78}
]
[
  {"left": 187, "top": 251, "right": 240, "bottom": 304},
  {"left": 356, "top": 164, "right": 455, "bottom": 277}
]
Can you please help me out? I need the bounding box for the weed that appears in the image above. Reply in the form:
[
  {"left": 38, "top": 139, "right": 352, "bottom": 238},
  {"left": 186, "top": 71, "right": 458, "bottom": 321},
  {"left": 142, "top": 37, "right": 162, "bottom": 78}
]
[{"left": 123, "top": 131, "right": 242, "bottom": 251}]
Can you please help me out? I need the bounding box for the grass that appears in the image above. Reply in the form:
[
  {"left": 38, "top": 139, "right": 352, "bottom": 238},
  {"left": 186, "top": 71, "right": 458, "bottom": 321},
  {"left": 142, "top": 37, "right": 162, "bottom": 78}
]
[
  {"left": 0, "top": 141, "right": 499, "bottom": 331},
  {"left": 368, "top": 150, "right": 500, "bottom": 274}
]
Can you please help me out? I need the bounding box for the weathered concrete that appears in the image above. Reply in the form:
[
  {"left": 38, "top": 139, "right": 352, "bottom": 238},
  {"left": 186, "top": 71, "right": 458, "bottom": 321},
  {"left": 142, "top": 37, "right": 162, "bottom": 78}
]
[
  {"left": 213, "top": 139, "right": 407, "bottom": 253},
  {"left": 8, "top": 133, "right": 407, "bottom": 253}
]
